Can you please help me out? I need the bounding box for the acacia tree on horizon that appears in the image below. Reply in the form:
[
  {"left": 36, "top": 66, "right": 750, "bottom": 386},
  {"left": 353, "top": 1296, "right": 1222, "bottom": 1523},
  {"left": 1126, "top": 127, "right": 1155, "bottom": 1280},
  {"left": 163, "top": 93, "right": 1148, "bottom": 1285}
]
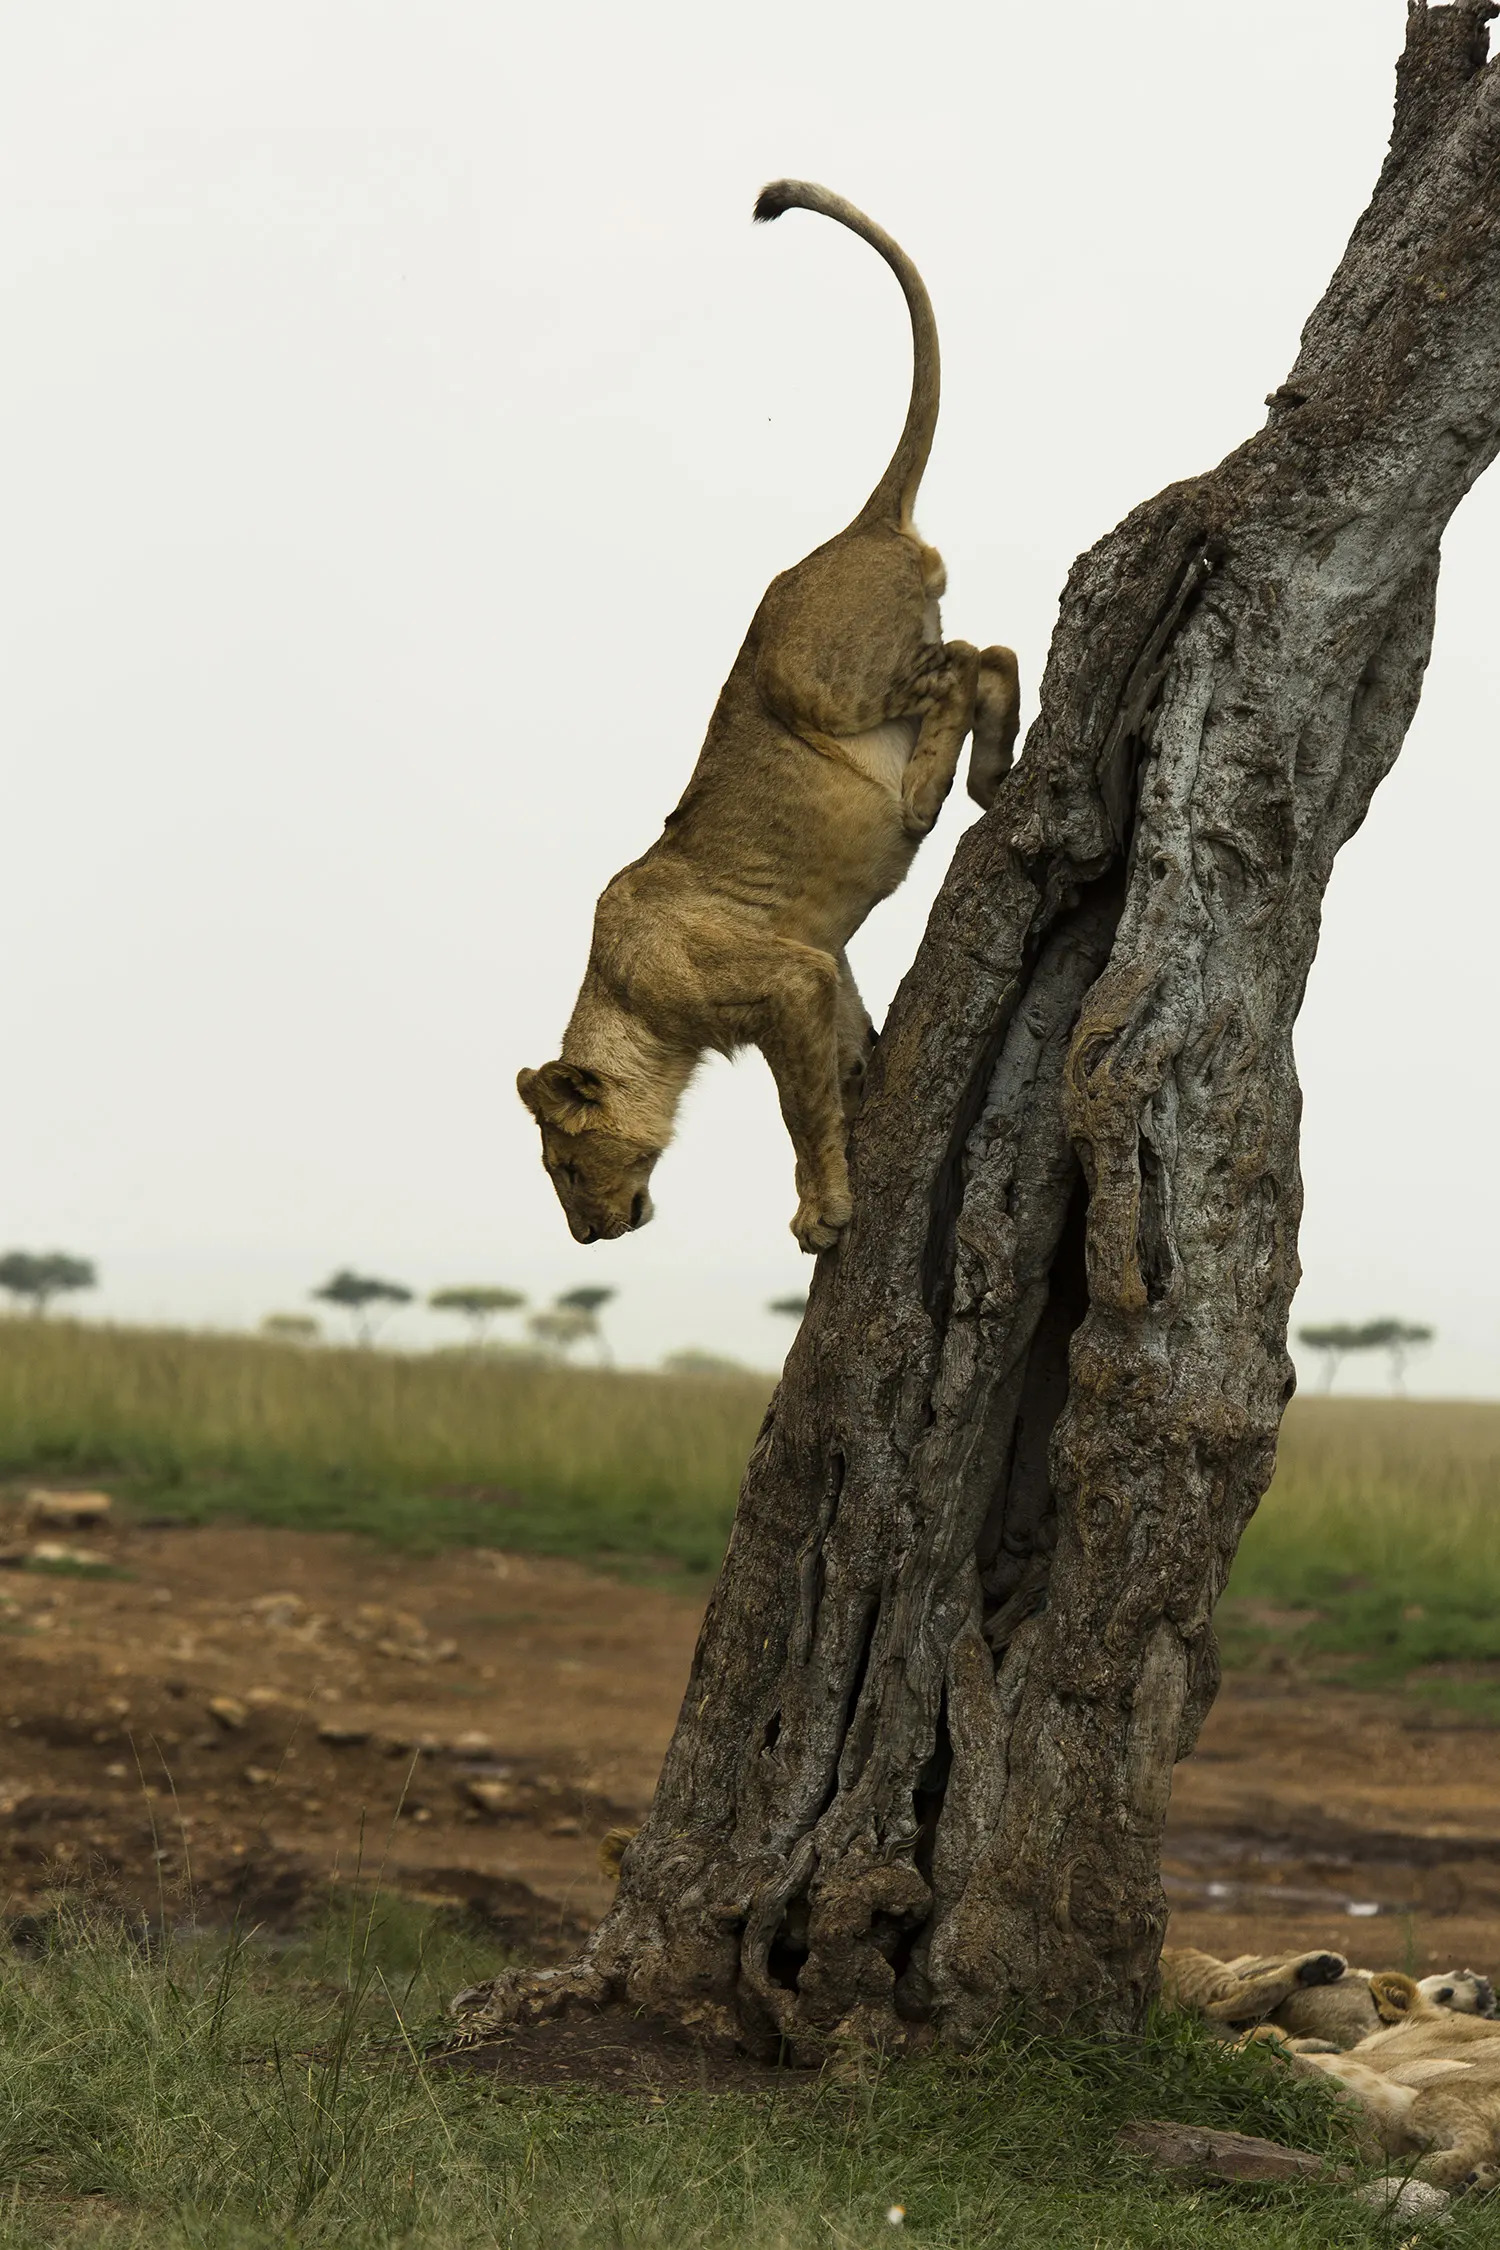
[
  {"left": 1298, "top": 1317, "right": 1436, "bottom": 1392},
  {"left": 311, "top": 1268, "right": 413, "bottom": 1346},
  {"left": 428, "top": 1285, "right": 527, "bottom": 1348},
  {"left": 0, "top": 1251, "right": 97, "bottom": 1319},
  {"left": 453, "top": 4, "right": 1500, "bottom": 2056}
]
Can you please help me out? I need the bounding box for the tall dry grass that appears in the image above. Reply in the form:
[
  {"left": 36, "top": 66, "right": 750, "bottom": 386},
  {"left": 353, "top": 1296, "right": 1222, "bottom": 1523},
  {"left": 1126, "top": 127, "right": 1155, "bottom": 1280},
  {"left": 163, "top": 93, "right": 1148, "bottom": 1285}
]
[{"left": 0, "top": 1319, "right": 770, "bottom": 1572}]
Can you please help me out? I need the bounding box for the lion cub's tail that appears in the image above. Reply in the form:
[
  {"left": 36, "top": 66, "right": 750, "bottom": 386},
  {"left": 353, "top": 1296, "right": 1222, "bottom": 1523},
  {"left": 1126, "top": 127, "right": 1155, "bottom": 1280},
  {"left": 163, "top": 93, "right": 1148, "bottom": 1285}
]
[{"left": 753, "top": 179, "right": 938, "bottom": 538}]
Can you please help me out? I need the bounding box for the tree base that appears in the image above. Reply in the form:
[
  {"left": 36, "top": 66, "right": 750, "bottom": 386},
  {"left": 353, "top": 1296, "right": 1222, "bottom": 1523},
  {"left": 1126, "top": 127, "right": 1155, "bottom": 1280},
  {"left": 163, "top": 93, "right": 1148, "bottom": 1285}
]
[{"left": 436, "top": 1952, "right": 938, "bottom": 2071}]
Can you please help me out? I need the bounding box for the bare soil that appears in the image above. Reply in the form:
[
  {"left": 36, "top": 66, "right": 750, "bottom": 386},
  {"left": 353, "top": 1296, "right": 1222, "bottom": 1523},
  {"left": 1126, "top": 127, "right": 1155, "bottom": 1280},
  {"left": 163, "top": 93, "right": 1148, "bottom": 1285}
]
[
  {"left": 5, "top": 1499, "right": 1500, "bottom": 1987},
  {"left": 0, "top": 1505, "right": 697, "bottom": 1951}
]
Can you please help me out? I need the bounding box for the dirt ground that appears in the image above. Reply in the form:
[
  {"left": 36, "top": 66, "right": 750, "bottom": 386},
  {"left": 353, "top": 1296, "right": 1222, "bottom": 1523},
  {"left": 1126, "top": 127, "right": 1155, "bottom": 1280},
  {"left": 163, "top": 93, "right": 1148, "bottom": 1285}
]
[{"left": 5, "top": 1493, "right": 1500, "bottom": 1985}]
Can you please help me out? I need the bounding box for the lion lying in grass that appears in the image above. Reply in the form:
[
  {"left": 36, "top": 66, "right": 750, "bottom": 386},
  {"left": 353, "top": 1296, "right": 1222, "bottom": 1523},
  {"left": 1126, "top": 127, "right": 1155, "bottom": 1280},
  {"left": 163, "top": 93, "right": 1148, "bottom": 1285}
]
[
  {"left": 1254, "top": 1983, "right": 1500, "bottom": 2193},
  {"left": 1165, "top": 1944, "right": 1500, "bottom": 2194},
  {"left": 1161, "top": 1943, "right": 1495, "bottom": 2045}
]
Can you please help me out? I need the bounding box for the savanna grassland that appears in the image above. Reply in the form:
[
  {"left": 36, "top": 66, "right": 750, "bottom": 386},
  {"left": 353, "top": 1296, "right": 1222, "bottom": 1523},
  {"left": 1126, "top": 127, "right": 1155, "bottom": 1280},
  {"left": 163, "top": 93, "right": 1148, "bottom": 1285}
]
[
  {"left": 3, "top": 1316, "right": 1499, "bottom": 1659},
  {"left": 5, "top": 1319, "right": 1500, "bottom": 2247}
]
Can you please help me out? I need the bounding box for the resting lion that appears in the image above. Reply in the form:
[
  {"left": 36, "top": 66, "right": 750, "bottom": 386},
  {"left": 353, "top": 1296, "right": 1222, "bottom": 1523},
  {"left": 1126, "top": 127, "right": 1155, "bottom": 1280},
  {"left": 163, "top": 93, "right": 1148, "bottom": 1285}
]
[
  {"left": 518, "top": 180, "right": 1019, "bottom": 1252},
  {"left": 1161, "top": 1944, "right": 1495, "bottom": 2047},
  {"left": 1257, "top": 1984, "right": 1500, "bottom": 2192}
]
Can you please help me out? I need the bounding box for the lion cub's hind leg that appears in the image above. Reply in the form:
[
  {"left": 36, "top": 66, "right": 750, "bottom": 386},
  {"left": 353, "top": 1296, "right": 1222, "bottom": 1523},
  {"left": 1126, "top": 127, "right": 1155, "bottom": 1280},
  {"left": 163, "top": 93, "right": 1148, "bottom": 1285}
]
[
  {"left": 897, "top": 638, "right": 981, "bottom": 836},
  {"left": 753, "top": 532, "right": 936, "bottom": 742},
  {"left": 967, "top": 645, "right": 1022, "bottom": 809}
]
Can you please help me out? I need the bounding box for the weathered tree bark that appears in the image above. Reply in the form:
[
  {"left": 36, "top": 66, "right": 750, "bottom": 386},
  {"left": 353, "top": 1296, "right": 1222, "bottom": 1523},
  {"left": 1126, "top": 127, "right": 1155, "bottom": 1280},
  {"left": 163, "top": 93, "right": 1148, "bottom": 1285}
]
[{"left": 460, "top": 3, "right": 1500, "bottom": 2053}]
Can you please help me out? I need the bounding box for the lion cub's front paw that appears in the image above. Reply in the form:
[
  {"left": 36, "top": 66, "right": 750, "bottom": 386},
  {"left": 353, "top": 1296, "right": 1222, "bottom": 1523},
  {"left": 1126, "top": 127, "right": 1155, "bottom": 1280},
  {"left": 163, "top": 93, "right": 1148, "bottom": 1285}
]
[{"left": 791, "top": 1187, "right": 852, "bottom": 1254}]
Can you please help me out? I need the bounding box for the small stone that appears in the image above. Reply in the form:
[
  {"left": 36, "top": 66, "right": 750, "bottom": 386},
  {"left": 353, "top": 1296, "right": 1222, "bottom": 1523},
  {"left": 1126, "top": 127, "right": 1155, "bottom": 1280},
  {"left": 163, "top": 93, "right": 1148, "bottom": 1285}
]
[
  {"left": 449, "top": 1730, "right": 494, "bottom": 1757},
  {"left": 244, "top": 1766, "right": 275, "bottom": 1786},
  {"left": 30, "top": 1541, "right": 106, "bottom": 1569},
  {"left": 547, "top": 1817, "right": 582, "bottom": 1837},
  {"left": 1353, "top": 2175, "right": 1451, "bottom": 2225},
  {"left": 104, "top": 1761, "right": 130, "bottom": 1780},
  {"left": 25, "top": 1490, "right": 111, "bottom": 1530},
  {"left": 207, "top": 1695, "right": 248, "bottom": 1730},
  {"left": 245, "top": 1686, "right": 281, "bottom": 1707},
  {"left": 317, "top": 1724, "right": 370, "bottom": 1747},
  {"left": 464, "top": 1779, "right": 515, "bottom": 1816}
]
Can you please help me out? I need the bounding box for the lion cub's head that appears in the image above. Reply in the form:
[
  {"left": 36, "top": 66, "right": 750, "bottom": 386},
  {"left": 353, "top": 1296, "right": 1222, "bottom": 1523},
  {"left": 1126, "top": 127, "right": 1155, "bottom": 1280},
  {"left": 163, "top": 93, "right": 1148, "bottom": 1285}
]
[{"left": 517, "top": 1061, "right": 661, "bottom": 1244}]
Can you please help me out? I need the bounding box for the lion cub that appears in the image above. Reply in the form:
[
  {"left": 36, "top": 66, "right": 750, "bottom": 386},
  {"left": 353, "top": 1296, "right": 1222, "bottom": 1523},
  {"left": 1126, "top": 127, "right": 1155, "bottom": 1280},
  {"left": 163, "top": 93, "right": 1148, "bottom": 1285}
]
[
  {"left": 519, "top": 181, "right": 1019, "bottom": 1252},
  {"left": 1269, "top": 1986, "right": 1500, "bottom": 2191}
]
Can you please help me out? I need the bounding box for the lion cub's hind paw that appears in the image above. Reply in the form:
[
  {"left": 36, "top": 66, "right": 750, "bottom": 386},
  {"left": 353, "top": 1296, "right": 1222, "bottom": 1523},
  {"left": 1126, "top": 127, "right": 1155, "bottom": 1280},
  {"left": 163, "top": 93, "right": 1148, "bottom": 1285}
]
[
  {"left": 1458, "top": 2163, "right": 1500, "bottom": 2198},
  {"left": 792, "top": 1190, "right": 852, "bottom": 1254},
  {"left": 896, "top": 638, "right": 976, "bottom": 719}
]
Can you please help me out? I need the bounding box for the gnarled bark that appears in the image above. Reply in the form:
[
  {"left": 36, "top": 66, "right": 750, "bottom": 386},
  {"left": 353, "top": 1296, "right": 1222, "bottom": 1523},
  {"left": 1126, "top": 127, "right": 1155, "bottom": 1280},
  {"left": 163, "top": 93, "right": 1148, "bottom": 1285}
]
[{"left": 461, "top": 2, "right": 1500, "bottom": 2053}]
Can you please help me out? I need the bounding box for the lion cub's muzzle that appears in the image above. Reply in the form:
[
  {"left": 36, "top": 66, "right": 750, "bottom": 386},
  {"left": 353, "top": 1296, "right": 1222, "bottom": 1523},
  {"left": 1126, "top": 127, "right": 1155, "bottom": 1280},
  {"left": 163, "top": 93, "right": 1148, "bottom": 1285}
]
[{"left": 566, "top": 1188, "right": 654, "bottom": 1245}]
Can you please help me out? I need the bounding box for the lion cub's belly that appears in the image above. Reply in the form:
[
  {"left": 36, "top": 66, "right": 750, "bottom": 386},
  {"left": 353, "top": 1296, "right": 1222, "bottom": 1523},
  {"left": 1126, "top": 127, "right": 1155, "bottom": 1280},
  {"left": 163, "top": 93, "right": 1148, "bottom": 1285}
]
[{"left": 835, "top": 718, "right": 918, "bottom": 794}]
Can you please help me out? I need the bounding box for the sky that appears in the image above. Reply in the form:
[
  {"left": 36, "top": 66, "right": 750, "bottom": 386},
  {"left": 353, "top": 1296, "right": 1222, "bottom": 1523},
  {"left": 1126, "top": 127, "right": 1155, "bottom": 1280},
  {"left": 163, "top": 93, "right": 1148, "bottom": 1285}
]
[{"left": 1, "top": 0, "right": 1496, "bottom": 1391}]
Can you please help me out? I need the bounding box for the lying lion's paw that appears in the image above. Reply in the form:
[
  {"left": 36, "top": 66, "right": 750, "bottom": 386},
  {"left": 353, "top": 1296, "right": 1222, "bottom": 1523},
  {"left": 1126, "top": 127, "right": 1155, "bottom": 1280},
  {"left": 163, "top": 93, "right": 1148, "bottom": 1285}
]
[
  {"left": 1458, "top": 2162, "right": 1500, "bottom": 2197},
  {"left": 1297, "top": 1952, "right": 1347, "bottom": 1986},
  {"left": 792, "top": 1190, "right": 852, "bottom": 1253}
]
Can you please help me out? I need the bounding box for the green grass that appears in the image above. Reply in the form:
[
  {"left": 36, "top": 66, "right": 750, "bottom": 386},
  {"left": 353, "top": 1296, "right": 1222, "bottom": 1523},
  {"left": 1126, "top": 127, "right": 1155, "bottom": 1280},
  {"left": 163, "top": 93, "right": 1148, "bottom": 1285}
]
[
  {"left": 1223, "top": 1399, "right": 1500, "bottom": 1711},
  {"left": 0, "top": 1320, "right": 771, "bottom": 1580},
  {"left": 0, "top": 1893, "right": 1455, "bottom": 2250},
  {"left": 5, "top": 1323, "right": 1500, "bottom": 1697}
]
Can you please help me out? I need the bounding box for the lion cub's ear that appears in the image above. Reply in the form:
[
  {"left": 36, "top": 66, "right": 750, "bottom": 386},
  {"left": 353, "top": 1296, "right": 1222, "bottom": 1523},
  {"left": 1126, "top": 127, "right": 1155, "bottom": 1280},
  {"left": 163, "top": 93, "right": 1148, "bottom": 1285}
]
[{"left": 516, "top": 1060, "right": 607, "bottom": 1128}]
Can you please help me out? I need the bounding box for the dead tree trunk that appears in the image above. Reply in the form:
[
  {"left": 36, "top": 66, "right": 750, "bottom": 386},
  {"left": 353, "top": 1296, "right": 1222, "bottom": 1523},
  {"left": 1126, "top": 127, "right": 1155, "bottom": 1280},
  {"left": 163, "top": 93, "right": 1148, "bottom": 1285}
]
[{"left": 462, "top": 3, "right": 1500, "bottom": 2052}]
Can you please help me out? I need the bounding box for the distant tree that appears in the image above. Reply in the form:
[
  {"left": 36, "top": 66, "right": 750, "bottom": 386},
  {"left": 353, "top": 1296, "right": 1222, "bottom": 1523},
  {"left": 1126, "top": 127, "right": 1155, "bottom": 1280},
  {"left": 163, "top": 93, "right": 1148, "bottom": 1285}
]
[
  {"left": 1358, "top": 1317, "right": 1435, "bottom": 1394},
  {"left": 1297, "top": 1322, "right": 1361, "bottom": 1392},
  {"left": 554, "top": 1286, "right": 616, "bottom": 1364},
  {"left": 1297, "top": 1317, "right": 1435, "bottom": 1394},
  {"left": 662, "top": 1349, "right": 746, "bottom": 1377},
  {"left": 260, "top": 1313, "right": 320, "bottom": 1344},
  {"left": 0, "top": 1251, "right": 97, "bottom": 1319},
  {"left": 768, "top": 1295, "right": 808, "bottom": 1320},
  {"left": 526, "top": 1305, "right": 598, "bottom": 1360},
  {"left": 429, "top": 1286, "right": 526, "bottom": 1348},
  {"left": 311, "top": 1268, "right": 413, "bottom": 1346}
]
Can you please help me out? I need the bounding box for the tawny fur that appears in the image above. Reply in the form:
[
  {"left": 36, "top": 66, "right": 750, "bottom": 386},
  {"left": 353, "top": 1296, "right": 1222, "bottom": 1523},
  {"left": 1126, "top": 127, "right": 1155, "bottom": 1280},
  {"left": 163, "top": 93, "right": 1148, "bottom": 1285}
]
[
  {"left": 1161, "top": 1946, "right": 1493, "bottom": 2047},
  {"left": 518, "top": 181, "right": 1020, "bottom": 1253},
  {"left": 1159, "top": 1944, "right": 1350, "bottom": 2028},
  {"left": 1270, "top": 1986, "right": 1500, "bottom": 2191}
]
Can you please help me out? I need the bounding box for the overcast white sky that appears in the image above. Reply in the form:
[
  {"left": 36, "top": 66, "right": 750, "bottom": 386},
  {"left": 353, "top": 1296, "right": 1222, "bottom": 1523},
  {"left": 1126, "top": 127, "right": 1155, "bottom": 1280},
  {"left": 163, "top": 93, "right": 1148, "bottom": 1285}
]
[{"left": 1, "top": 0, "right": 1495, "bottom": 1390}]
